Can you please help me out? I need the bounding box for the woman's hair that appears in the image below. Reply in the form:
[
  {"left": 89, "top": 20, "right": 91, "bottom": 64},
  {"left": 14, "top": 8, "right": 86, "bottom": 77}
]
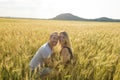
[{"left": 59, "top": 31, "right": 71, "bottom": 48}]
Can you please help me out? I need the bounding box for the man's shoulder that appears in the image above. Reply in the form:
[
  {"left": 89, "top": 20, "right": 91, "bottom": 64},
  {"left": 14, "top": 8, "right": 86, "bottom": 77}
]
[
  {"left": 41, "top": 43, "right": 49, "bottom": 50},
  {"left": 40, "top": 42, "right": 51, "bottom": 53}
]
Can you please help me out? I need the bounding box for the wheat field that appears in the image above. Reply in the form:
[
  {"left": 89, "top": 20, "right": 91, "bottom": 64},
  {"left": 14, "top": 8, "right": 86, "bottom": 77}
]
[{"left": 0, "top": 18, "right": 120, "bottom": 80}]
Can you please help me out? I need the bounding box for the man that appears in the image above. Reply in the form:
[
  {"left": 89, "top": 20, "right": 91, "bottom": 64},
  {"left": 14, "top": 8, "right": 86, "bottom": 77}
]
[{"left": 29, "top": 32, "right": 59, "bottom": 77}]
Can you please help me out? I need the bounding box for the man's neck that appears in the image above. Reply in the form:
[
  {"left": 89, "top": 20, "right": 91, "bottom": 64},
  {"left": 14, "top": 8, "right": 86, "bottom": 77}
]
[{"left": 48, "top": 42, "right": 53, "bottom": 50}]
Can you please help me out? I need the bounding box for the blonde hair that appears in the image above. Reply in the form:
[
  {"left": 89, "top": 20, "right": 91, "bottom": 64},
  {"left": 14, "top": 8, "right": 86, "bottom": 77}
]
[{"left": 59, "top": 31, "right": 71, "bottom": 48}]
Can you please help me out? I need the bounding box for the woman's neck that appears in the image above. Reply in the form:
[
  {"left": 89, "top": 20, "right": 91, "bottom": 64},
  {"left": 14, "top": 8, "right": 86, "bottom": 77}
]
[{"left": 61, "top": 44, "right": 66, "bottom": 48}]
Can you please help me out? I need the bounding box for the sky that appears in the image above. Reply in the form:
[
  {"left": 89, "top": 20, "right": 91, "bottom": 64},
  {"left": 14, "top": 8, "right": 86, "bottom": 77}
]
[{"left": 0, "top": 0, "right": 120, "bottom": 19}]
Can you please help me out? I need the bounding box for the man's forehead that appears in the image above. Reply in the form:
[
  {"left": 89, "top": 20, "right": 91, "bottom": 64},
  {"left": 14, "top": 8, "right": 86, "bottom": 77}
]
[
  {"left": 50, "top": 32, "right": 58, "bottom": 37},
  {"left": 52, "top": 34, "right": 58, "bottom": 37}
]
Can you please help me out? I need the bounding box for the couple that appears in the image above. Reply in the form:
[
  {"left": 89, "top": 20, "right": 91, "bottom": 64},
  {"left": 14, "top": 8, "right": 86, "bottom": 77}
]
[{"left": 29, "top": 31, "right": 73, "bottom": 78}]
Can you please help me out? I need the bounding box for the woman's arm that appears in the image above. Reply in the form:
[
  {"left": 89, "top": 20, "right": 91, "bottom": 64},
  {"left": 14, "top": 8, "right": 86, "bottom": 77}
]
[{"left": 61, "top": 48, "right": 70, "bottom": 64}]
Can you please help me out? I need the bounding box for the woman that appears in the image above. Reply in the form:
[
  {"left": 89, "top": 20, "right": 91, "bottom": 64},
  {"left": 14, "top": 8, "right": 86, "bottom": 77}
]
[
  {"left": 48, "top": 31, "right": 73, "bottom": 78},
  {"left": 59, "top": 31, "right": 73, "bottom": 66}
]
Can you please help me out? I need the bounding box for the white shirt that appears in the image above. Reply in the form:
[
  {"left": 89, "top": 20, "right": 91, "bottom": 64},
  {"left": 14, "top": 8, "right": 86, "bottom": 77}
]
[{"left": 29, "top": 42, "right": 52, "bottom": 70}]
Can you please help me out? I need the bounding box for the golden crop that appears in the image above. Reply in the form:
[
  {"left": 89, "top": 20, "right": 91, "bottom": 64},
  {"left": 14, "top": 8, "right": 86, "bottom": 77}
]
[{"left": 0, "top": 18, "right": 120, "bottom": 80}]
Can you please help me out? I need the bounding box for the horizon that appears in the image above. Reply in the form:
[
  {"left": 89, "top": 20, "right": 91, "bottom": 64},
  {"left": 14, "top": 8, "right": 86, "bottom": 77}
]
[
  {"left": 0, "top": 13, "right": 119, "bottom": 20},
  {"left": 0, "top": 0, "right": 120, "bottom": 19},
  {"left": 0, "top": 13, "right": 120, "bottom": 20}
]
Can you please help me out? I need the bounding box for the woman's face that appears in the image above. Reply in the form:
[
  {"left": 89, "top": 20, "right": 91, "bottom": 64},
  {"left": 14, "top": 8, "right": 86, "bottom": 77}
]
[{"left": 59, "top": 33, "right": 66, "bottom": 46}]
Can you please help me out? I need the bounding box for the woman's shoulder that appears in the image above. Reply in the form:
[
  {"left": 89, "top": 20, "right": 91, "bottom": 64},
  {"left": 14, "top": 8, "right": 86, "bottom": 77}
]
[{"left": 61, "top": 47, "right": 70, "bottom": 53}]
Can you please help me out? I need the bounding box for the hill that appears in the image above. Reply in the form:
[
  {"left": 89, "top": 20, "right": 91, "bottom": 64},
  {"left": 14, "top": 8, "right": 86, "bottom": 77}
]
[{"left": 52, "top": 13, "right": 120, "bottom": 22}]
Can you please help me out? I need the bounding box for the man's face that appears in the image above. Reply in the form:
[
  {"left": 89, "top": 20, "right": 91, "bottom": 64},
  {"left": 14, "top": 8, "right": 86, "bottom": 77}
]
[{"left": 50, "top": 34, "right": 58, "bottom": 46}]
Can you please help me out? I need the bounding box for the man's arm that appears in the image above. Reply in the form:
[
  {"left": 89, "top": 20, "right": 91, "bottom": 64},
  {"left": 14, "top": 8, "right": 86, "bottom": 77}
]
[
  {"left": 43, "top": 57, "right": 61, "bottom": 68},
  {"left": 43, "top": 58, "right": 53, "bottom": 68}
]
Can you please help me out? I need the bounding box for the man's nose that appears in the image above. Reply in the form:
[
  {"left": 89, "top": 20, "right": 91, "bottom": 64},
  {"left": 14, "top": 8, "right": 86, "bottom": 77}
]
[{"left": 54, "top": 38, "right": 58, "bottom": 41}]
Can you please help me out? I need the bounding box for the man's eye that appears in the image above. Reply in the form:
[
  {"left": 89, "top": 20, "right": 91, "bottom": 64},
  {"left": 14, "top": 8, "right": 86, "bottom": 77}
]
[{"left": 53, "top": 37, "right": 57, "bottom": 39}]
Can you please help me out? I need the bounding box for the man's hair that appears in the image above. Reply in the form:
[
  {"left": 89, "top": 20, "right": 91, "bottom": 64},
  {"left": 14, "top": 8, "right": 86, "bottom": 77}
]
[{"left": 50, "top": 32, "right": 58, "bottom": 38}]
